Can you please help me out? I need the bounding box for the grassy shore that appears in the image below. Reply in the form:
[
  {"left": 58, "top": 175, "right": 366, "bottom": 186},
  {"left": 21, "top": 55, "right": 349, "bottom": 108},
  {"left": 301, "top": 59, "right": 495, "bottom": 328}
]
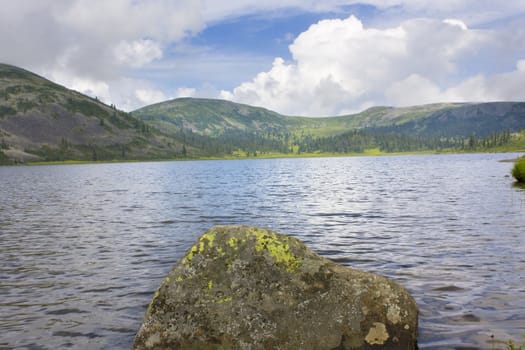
[{"left": 19, "top": 147, "right": 524, "bottom": 166}]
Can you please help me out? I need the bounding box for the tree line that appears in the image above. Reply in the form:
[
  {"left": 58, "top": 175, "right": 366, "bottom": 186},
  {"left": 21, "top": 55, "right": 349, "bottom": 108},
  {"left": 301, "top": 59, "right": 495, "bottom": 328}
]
[{"left": 177, "top": 127, "right": 515, "bottom": 157}]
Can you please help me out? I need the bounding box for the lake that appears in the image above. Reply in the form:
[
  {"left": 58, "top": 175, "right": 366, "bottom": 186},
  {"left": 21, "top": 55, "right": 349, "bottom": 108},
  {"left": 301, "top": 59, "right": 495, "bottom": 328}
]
[{"left": 1, "top": 153, "right": 524, "bottom": 349}]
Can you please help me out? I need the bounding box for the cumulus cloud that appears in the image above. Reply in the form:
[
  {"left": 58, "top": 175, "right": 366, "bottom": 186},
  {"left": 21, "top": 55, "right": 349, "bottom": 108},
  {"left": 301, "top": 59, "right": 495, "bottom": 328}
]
[
  {"left": 445, "top": 61, "right": 525, "bottom": 102},
  {"left": 45, "top": 69, "right": 169, "bottom": 111},
  {"left": 1, "top": 1, "right": 525, "bottom": 112},
  {"left": 44, "top": 69, "right": 112, "bottom": 103},
  {"left": 518, "top": 60, "right": 525, "bottom": 72},
  {"left": 443, "top": 18, "right": 468, "bottom": 30},
  {"left": 221, "top": 15, "right": 525, "bottom": 116},
  {"left": 385, "top": 74, "right": 443, "bottom": 106},
  {"left": 135, "top": 88, "right": 167, "bottom": 106},
  {"left": 175, "top": 88, "right": 197, "bottom": 98},
  {"left": 0, "top": 0, "right": 204, "bottom": 109},
  {"left": 1, "top": 0, "right": 203, "bottom": 71},
  {"left": 114, "top": 40, "right": 163, "bottom": 68}
]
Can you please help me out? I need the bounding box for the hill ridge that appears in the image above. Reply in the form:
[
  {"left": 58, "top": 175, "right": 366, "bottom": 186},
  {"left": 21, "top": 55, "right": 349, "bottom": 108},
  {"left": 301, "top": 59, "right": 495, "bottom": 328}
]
[
  {"left": 0, "top": 63, "right": 186, "bottom": 163},
  {"left": 1, "top": 63, "right": 525, "bottom": 164}
]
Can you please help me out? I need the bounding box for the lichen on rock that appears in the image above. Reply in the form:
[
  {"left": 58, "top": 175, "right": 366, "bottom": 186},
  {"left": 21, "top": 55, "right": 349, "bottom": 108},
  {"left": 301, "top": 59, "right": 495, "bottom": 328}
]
[{"left": 134, "top": 225, "right": 418, "bottom": 349}]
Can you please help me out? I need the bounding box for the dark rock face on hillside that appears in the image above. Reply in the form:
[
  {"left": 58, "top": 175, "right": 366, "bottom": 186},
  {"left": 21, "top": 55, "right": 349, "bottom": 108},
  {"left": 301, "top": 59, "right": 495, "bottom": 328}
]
[{"left": 134, "top": 225, "right": 418, "bottom": 350}]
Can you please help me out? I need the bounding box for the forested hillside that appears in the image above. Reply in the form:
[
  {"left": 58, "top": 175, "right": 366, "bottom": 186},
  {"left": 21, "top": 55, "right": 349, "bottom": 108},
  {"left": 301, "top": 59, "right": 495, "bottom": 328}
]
[
  {"left": 1, "top": 63, "right": 524, "bottom": 164},
  {"left": 135, "top": 98, "right": 525, "bottom": 157}
]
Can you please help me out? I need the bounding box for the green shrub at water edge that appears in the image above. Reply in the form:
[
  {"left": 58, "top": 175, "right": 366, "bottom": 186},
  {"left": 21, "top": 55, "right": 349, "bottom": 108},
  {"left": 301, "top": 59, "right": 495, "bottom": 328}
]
[
  {"left": 512, "top": 159, "right": 525, "bottom": 182},
  {"left": 507, "top": 338, "right": 525, "bottom": 350}
]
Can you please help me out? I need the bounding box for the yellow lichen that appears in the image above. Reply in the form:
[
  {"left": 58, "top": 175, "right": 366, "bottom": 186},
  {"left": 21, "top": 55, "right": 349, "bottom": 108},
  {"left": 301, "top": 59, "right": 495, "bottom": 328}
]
[
  {"left": 251, "top": 230, "right": 301, "bottom": 272},
  {"left": 146, "top": 289, "right": 160, "bottom": 315},
  {"left": 183, "top": 244, "right": 200, "bottom": 266},
  {"left": 215, "top": 296, "right": 233, "bottom": 303},
  {"left": 183, "top": 232, "right": 216, "bottom": 267},
  {"left": 186, "top": 227, "right": 301, "bottom": 272},
  {"left": 227, "top": 237, "right": 239, "bottom": 249},
  {"left": 208, "top": 280, "right": 213, "bottom": 290},
  {"left": 176, "top": 274, "right": 194, "bottom": 282},
  {"left": 201, "top": 231, "right": 215, "bottom": 248}
]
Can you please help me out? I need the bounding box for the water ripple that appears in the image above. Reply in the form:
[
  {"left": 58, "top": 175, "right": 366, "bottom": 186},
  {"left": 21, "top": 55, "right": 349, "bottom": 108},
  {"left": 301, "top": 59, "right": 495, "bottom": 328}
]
[{"left": 0, "top": 154, "right": 524, "bottom": 349}]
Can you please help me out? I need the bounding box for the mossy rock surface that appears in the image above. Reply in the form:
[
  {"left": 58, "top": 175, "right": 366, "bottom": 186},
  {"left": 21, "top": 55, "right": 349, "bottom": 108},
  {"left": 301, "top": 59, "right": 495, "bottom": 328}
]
[{"left": 134, "top": 225, "right": 418, "bottom": 350}]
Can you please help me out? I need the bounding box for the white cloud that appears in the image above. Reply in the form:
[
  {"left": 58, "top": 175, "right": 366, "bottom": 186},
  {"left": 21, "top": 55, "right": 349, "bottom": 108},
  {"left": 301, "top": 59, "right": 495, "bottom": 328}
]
[
  {"left": 386, "top": 74, "right": 443, "bottom": 106},
  {"left": 45, "top": 69, "right": 112, "bottom": 103},
  {"left": 0, "top": 1, "right": 204, "bottom": 71},
  {"left": 114, "top": 40, "right": 163, "bottom": 68},
  {"left": 1, "top": 1, "right": 524, "bottom": 112},
  {"left": 445, "top": 61, "right": 525, "bottom": 102},
  {"left": 111, "top": 80, "right": 173, "bottom": 111},
  {"left": 175, "top": 88, "right": 197, "bottom": 98},
  {"left": 0, "top": 0, "right": 204, "bottom": 108},
  {"left": 443, "top": 75, "right": 489, "bottom": 102},
  {"left": 443, "top": 18, "right": 468, "bottom": 30},
  {"left": 57, "top": 0, "right": 204, "bottom": 43},
  {"left": 135, "top": 88, "right": 167, "bottom": 106},
  {"left": 2, "top": 1, "right": 518, "bottom": 75},
  {"left": 220, "top": 57, "right": 304, "bottom": 114},
  {"left": 221, "top": 15, "right": 525, "bottom": 116},
  {"left": 517, "top": 59, "right": 525, "bottom": 72},
  {"left": 45, "top": 67, "right": 172, "bottom": 111}
]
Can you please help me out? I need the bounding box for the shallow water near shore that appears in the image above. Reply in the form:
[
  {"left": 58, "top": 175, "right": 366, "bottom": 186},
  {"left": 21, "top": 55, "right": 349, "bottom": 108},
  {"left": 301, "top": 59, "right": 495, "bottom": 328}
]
[{"left": 1, "top": 153, "right": 524, "bottom": 349}]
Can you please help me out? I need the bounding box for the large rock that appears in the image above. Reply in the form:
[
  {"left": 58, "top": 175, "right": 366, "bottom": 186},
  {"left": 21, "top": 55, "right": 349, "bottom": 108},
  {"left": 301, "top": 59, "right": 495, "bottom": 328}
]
[{"left": 134, "top": 225, "right": 418, "bottom": 349}]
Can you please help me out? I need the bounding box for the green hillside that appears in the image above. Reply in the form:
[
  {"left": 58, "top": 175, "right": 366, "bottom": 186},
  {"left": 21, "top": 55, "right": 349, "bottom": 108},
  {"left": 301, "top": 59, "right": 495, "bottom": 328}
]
[
  {"left": 0, "top": 64, "right": 187, "bottom": 164},
  {"left": 134, "top": 98, "right": 290, "bottom": 136},
  {"left": 134, "top": 97, "right": 525, "bottom": 156},
  {"left": 135, "top": 97, "right": 525, "bottom": 139},
  {"left": 1, "top": 63, "right": 524, "bottom": 164},
  {"left": 133, "top": 98, "right": 467, "bottom": 138},
  {"left": 368, "top": 102, "right": 525, "bottom": 138}
]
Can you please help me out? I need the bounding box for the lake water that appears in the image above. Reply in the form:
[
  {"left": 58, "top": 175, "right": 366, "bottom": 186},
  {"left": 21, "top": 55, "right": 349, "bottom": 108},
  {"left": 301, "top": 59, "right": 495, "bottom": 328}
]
[{"left": 1, "top": 153, "right": 524, "bottom": 349}]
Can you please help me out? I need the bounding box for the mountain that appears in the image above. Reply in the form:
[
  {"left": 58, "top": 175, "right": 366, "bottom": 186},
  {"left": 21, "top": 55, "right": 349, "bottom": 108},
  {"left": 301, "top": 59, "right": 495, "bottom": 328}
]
[
  {"left": 367, "top": 102, "right": 525, "bottom": 138},
  {"left": 0, "top": 63, "right": 186, "bottom": 163},
  {"left": 134, "top": 97, "right": 525, "bottom": 139},
  {"left": 1, "top": 63, "right": 524, "bottom": 164},
  {"left": 133, "top": 98, "right": 290, "bottom": 136},
  {"left": 133, "top": 98, "right": 469, "bottom": 137},
  {"left": 134, "top": 97, "right": 525, "bottom": 156}
]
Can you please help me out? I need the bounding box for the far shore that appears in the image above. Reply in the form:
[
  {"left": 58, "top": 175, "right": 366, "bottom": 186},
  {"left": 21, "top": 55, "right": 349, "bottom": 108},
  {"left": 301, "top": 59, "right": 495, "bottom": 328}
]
[{"left": 10, "top": 148, "right": 523, "bottom": 166}]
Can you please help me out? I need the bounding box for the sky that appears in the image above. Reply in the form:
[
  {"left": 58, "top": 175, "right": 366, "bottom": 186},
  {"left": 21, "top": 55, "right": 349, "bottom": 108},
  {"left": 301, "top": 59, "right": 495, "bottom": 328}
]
[{"left": 2, "top": 0, "right": 525, "bottom": 116}]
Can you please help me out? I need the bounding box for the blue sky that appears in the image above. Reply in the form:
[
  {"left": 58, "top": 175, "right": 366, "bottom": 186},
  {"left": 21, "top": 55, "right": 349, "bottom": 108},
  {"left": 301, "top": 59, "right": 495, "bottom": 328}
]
[
  {"left": 1, "top": 1, "right": 525, "bottom": 116},
  {"left": 136, "top": 7, "right": 373, "bottom": 91}
]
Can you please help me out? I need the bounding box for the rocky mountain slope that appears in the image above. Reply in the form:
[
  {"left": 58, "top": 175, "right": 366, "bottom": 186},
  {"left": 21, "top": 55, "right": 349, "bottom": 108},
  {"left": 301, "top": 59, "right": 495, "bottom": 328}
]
[{"left": 0, "top": 64, "right": 185, "bottom": 163}]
